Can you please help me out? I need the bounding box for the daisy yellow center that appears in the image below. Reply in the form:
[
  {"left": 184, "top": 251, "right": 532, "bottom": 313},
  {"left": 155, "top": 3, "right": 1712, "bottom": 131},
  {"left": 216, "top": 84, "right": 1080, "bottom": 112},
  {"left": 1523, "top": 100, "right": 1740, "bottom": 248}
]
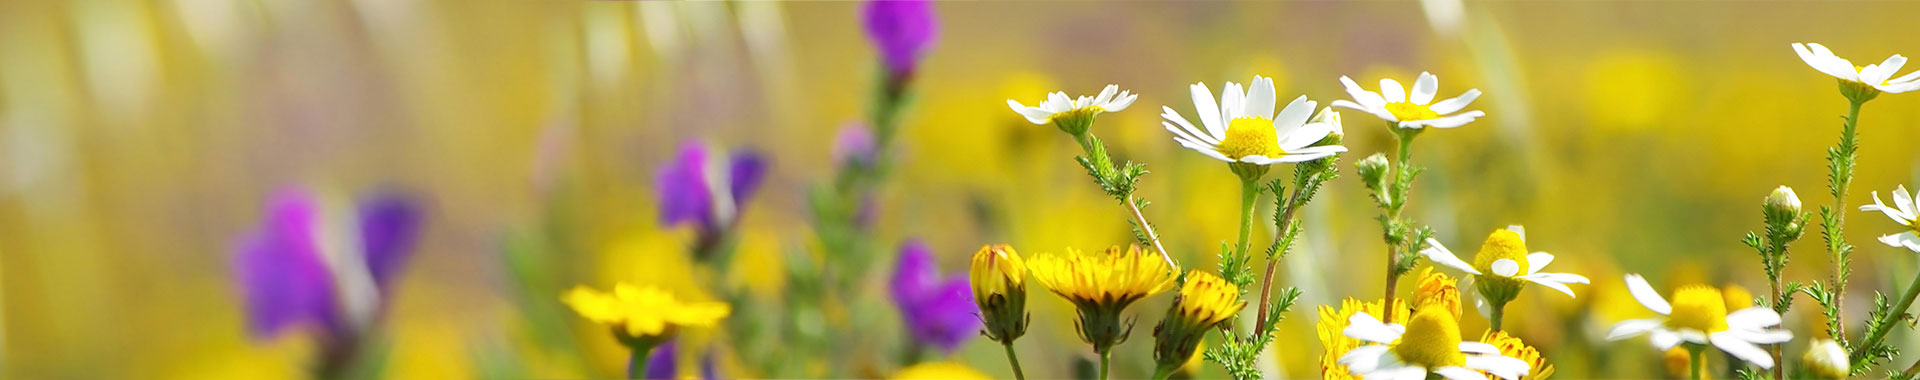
[
  {"left": 1218, "top": 117, "right": 1283, "bottom": 160},
  {"left": 1471, "top": 229, "right": 1530, "bottom": 276},
  {"left": 1667, "top": 285, "right": 1730, "bottom": 333},
  {"left": 1385, "top": 102, "right": 1440, "bottom": 121},
  {"left": 1392, "top": 306, "right": 1466, "bottom": 368}
]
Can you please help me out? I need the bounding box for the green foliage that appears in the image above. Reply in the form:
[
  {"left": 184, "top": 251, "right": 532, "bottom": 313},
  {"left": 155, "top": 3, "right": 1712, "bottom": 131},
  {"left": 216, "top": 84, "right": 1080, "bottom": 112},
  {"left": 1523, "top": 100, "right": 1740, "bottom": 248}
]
[
  {"left": 1073, "top": 134, "right": 1147, "bottom": 201},
  {"left": 1804, "top": 283, "right": 1845, "bottom": 346}
]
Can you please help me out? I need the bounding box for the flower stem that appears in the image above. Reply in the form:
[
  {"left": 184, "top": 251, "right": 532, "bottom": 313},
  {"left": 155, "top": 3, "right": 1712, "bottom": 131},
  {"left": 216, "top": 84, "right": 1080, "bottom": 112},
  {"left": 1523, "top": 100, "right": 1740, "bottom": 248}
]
[
  {"left": 1490, "top": 302, "right": 1506, "bottom": 332},
  {"left": 1689, "top": 345, "right": 1706, "bottom": 380},
  {"left": 629, "top": 345, "right": 654, "bottom": 380},
  {"left": 1903, "top": 356, "right": 1920, "bottom": 378},
  {"left": 1098, "top": 349, "right": 1112, "bottom": 380},
  {"left": 1127, "top": 195, "right": 1177, "bottom": 269},
  {"left": 1151, "top": 364, "right": 1175, "bottom": 380},
  {"left": 1001, "top": 342, "right": 1028, "bottom": 380},
  {"left": 1850, "top": 264, "right": 1920, "bottom": 370},
  {"left": 1382, "top": 129, "right": 1418, "bottom": 321},
  {"left": 1235, "top": 178, "right": 1260, "bottom": 261},
  {"left": 1829, "top": 99, "right": 1863, "bottom": 343},
  {"left": 1256, "top": 180, "right": 1312, "bottom": 334}
]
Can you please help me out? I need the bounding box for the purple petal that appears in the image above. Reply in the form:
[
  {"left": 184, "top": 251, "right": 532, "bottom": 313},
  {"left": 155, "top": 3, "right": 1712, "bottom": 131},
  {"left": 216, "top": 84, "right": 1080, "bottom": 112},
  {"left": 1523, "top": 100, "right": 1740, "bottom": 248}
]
[
  {"left": 359, "top": 191, "right": 421, "bottom": 293},
  {"left": 644, "top": 339, "right": 676, "bottom": 380},
  {"left": 909, "top": 278, "right": 980, "bottom": 352},
  {"left": 727, "top": 150, "right": 766, "bottom": 208},
  {"left": 831, "top": 123, "right": 876, "bottom": 166},
  {"left": 233, "top": 189, "right": 340, "bottom": 340},
  {"left": 863, "top": 0, "right": 938, "bottom": 74},
  {"left": 890, "top": 239, "right": 937, "bottom": 303},
  {"left": 656, "top": 141, "right": 714, "bottom": 228}
]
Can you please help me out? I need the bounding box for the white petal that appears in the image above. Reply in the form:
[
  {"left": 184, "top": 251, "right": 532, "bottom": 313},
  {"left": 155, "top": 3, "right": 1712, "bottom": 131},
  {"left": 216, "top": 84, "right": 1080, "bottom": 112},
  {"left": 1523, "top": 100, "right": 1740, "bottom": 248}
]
[
  {"left": 1650, "top": 328, "right": 1681, "bottom": 350},
  {"left": 1800, "top": 43, "right": 1861, "bottom": 81},
  {"left": 1525, "top": 276, "right": 1578, "bottom": 298},
  {"left": 1163, "top": 106, "right": 1219, "bottom": 145},
  {"left": 1729, "top": 328, "right": 1794, "bottom": 345},
  {"left": 1725, "top": 307, "right": 1783, "bottom": 329},
  {"left": 1365, "top": 366, "right": 1428, "bottom": 380},
  {"left": 1459, "top": 342, "right": 1499, "bottom": 355},
  {"left": 1506, "top": 225, "right": 1526, "bottom": 240},
  {"left": 1711, "top": 332, "right": 1776, "bottom": 369},
  {"left": 1895, "top": 185, "right": 1915, "bottom": 217},
  {"left": 1162, "top": 121, "right": 1207, "bottom": 145},
  {"left": 1008, "top": 100, "right": 1053, "bottom": 125},
  {"left": 1403, "top": 111, "right": 1484, "bottom": 129},
  {"left": 1675, "top": 329, "right": 1710, "bottom": 344},
  {"left": 1526, "top": 252, "right": 1553, "bottom": 273},
  {"left": 1245, "top": 76, "right": 1277, "bottom": 120},
  {"left": 1190, "top": 82, "right": 1224, "bottom": 140},
  {"left": 1277, "top": 122, "right": 1336, "bottom": 151},
  {"left": 1433, "top": 367, "right": 1488, "bottom": 380},
  {"left": 1625, "top": 274, "right": 1672, "bottom": 314},
  {"left": 1861, "top": 191, "right": 1915, "bottom": 226},
  {"left": 1428, "top": 89, "right": 1481, "bottom": 115},
  {"left": 1046, "top": 92, "right": 1073, "bottom": 111},
  {"left": 1221, "top": 82, "right": 1246, "bottom": 122},
  {"left": 1464, "top": 356, "right": 1531, "bottom": 380},
  {"left": 1092, "top": 85, "right": 1118, "bottom": 106},
  {"left": 1104, "top": 91, "right": 1137, "bottom": 111},
  {"left": 1867, "top": 55, "right": 1908, "bottom": 85},
  {"left": 1521, "top": 272, "right": 1590, "bottom": 285},
  {"left": 1331, "top": 99, "right": 1372, "bottom": 112},
  {"left": 1340, "top": 76, "right": 1388, "bottom": 109},
  {"left": 1248, "top": 150, "right": 1339, "bottom": 165},
  {"left": 1380, "top": 78, "right": 1407, "bottom": 103},
  {"left": 1339, "top": 345, "right": 1392, "bottom": 373},
  {"left": 1880, "top": 233, "right": 1920, "bottom": 253},
  {"left": 1892, "top": 69, "right": 1920, "bottom": 85},
  {"left": 1882, "top": 80, "right": 1920, "bottom": 93},
  {"left": 1420, "top": 238, "right": 1482, "bottom": 275},
  {"left": 1492, "top": 259, "right": 1520, "bottom": 277},
  {"left": 1410, "top": 72, "right": 1439, "bottom": 105},
  {"left": 1274, "top": 95, "right": 1316, "bottom": 132},
  {"left": 1173, "top": 138, "right": 1234, "bottom": 163},
  {"left": 1344, "top": 313, "right": 1405, "bottom": 343},
  {"left": 1607, "top": 318, "right": 1664, "bottom": 341}
]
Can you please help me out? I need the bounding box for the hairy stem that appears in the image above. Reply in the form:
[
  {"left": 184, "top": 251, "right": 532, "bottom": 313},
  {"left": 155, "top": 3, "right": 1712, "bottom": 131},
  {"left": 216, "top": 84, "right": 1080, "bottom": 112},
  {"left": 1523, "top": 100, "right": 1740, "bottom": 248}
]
[
  {"left": 1256, "top": 184, "right": 1310, "bottom": 334},
  {"left": 1829, "top": 99, "right": 1863, "bottom": 343},
  {"left": 1235, "top": 178, "right": 1260, "bottom": 263},
  {"left": 1382, "top": 131, "right": 1417, "bottom": 321},
  {"left": 1127, "top": 195, "right": 1176, "bottom": 269}
]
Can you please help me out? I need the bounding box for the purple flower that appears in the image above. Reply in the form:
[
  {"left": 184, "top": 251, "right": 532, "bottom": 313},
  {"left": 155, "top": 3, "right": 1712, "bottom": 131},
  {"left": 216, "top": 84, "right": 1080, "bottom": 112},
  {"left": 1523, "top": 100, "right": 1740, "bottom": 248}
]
[
  {"left": 233, "top": 188, "right": 423, "bottom": 341},
  {"left": 655, "top": 141, "right": 767, "bottom": 234},
  {"left": 863, "top": 0, "right": 938, "bottom": 75},
  {"left": 634, "top": 339, "right": 718, "bottom": 380},
  {"left": 889, "top": 240, "right": 980, "bottom": 352},
  {"left": 832, "top": 123, "right": 878, "bottom": 167}
]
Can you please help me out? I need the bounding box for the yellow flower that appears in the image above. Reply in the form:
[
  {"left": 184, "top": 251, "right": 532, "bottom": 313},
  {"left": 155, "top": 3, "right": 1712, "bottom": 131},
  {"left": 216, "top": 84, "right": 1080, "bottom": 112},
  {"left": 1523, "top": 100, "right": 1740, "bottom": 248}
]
[
  {"left": 1479, "top": 330, "right": 1555, "bottom": 380},
  {"left": 892, "top": 361, "right": 993, "bottom": 380},
  {"left": 1412, "top": 266, "right": 1463, "bottom": 318},
  {"left": 1029, "top": 245, "right": 1176, "bottom": 353},
  {"left": 563, "top": 283, "right": 730, "bottom": 345},
  {"left": 1317, "top": 298, "right": 1408, "bottom": 380},
  {"left": 1153, "top": 271, "right": 1245, "bottom": 372},
  {"left": 1722, "top": 284, "right": 1754, "bottom": 311},
  {"left": 971, "top": 244, "right": 1029, "bottom": 343},
  {"left": 1664, "top": 346, "right": 1703, "bottom": 379}
]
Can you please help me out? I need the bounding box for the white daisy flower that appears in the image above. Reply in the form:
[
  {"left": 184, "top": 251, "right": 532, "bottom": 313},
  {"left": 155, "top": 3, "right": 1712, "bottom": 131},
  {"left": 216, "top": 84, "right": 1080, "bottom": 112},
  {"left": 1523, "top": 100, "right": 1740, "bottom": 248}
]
[
  {"left": 1792, "top": 42, "right": 1920, "bottom": 94},
  {"left": 1331, "top": 72, "right": 1485, "bottom": 129},
  {"left": 1859, "top": 184, "right": 1920, "bottom": 253},
  {"left": 1421, "top": 225, "right": 1591, "bottom": 299},
  {"left": 1339, "top": 307, "right": 1533, "bottom": 380},
  {"left": 1006, "top": 84, "right": 1138, "bottom": 134},
  {"left": 1607, "top": 274, "right": 1794, "bottom": 369},
  {"left": 1160, "top": 75, "right": 1347, "bottom": 165}
]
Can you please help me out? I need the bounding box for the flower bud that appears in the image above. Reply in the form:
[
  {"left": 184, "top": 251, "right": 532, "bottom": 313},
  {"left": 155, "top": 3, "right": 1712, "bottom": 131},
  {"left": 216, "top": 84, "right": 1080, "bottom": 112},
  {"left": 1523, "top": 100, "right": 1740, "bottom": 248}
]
[
  {"left": 1803, "top": 339, "right": 1849, "bottom": 380},
  {"left": 1309, "top": 106, "right": 1344, "bottom": 147},
  {"left": 1764, "top": 186, "right": 1802, "bottom": 227},
  {"left": 969, "top": 244, "right": 1029, "bottom": 344},
  {"left": 1152, "top": 271, "right": 1243, "bottom": 374},
  {"left": 1356, "top": 153, "right": 1391, "bottom": 192}
]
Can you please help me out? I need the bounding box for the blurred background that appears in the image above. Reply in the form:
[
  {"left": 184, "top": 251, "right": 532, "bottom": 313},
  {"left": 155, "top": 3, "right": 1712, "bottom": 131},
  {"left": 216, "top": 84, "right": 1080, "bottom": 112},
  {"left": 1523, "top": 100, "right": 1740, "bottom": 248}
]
[{"left": 4, "top": 0, "right": 1920, "bottom": 378}]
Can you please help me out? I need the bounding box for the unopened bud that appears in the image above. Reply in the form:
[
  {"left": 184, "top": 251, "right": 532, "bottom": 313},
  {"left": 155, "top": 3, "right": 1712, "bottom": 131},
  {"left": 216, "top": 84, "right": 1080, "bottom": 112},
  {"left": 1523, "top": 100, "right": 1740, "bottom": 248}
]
[
  {"left": 1309, "top": 106, "right": 1344, "bottom": 147},
  {"left": 1356, "top": 153, "right": 1390, "bottom": 192},
  {"left": 1802, "top": 339, "right": 1848, "bottom": 380},
  {"left": 1764, "top": 186, "right": 1802, "bottom": 225}
]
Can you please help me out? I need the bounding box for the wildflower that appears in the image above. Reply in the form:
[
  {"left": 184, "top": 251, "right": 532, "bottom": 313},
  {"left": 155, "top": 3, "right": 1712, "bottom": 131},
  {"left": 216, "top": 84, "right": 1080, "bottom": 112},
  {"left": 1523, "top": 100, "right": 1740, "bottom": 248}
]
[
  {"left": 1161, "top": 75, "right": 1347, "bottom": 167},
  {"left": 1338, "top": 306, "right": 1533, "bottom": 380},
  {"left": 1355, "top": 153, "right": 1391, "bottom": 192},
  {"left": 1606, "top": 274, "right": 1792, "bottom": 368},
  {"left": 1309, "top": 106, "right": 1345, "bottom": 146},
  {"left": 1411, "top": 266, "right": 1463, "bottom": 318},
  {"left": 656, "top": 141, "right": 766, "bottom": 251},
  {"left": 1029, "top": 245, "right": 1176, "bottom": 359},
  {"left": 234, "top": 188, "right": 421, "bottom": 341},
  {"left": 1479, "top": 330, "right": 1555, "bottom": 380},
  {"left": 1332, "top": 72, "right": 1485, "bottom": 129},
  {"left": 1007, "top": 84, "right": 1138, "bottom": 136},
  {"left": 1664, "top": 346, "right": 1703, "bottom": 379},
  {"left": 832, "top": 123, "right": 877, "bottom": 168},
  {"left": 893, "top": 361, "right": 992, "bottom": 380},
  {"left": 1764, "top": 186, "right": 1803, "bottom": 226},
  {"left": 1420, "top": 226, "right": 1589, "bottom": 322},
  {"left": 641, "top": 339, "right": 718, "bottom": 380},
  {"left": 1802, "top": 339, "right": 1849, "bottom": 380},
  {"left": 562, "top": 283, "right": 729, "bottom": 348},
  {"left": 1318, "top": 298, "right": 1409, "bottom": 380},
  {"left": 863, "top": 0, "right": 937, "bottom": 76},
  {"left": 1860, "top": 185, "right": 1920, "bottom": 252},
  {"left": 1152, "top": 271, "right": 1245, "bottom": 375},
  {"left": 970, "top": 244, "right": 1028, "bottom": 344},
  {"left": 889, "top": 240, "right": 980, "bottom": 353},
  {"left": 1792, "top": 42, "right": 1920, "bottom": 102}
]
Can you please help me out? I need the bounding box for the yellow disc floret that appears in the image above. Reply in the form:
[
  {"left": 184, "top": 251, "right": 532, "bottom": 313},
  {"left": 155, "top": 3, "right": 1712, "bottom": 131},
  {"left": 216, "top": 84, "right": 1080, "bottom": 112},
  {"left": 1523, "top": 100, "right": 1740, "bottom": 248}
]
[
  {"left": 1472, "top": 229, "right": 1531, "bottom": 276},
  {"left": 1666, "top": 285, "right": 1730, "bottom": 333},
  {"left": 1218, "top": 117, "right": 1284, "bottom": 160},
  {"left": 1393, "top": 306, "right": 1467, "bottom": 368},
  {"left": 1385, "top": 102, "right": 1441, "bottom": 121}
]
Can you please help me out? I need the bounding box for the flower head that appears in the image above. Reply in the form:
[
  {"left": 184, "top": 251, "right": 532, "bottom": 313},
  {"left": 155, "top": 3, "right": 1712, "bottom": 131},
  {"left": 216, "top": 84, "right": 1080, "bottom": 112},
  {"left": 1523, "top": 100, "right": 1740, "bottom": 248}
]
[
  {"left": 1421, "top": 225, "right": 1590, "bottom": 307},
  {"left": 969, "top": 244, "right": 1028, "bottom": 344},
  {"left": 1479, "top": 330, "right": 1555, "bottom": 380},
  {"left": 1606, "top": 274, "right": 1792, "bottom": 368},
  {"left": 1792, "top": 42, "right": 1920, "bottom": 101},
  {"left": 563, "top": 283, "right": 730, "bottom": 347},
  {"left": 1411, "top": 266, "right": 1463, "bottom": 318},
  {"left": 234, "top": 188, "right": 422, "bottom": 341},
  {"left": 1338, "top": 306, "right": 1533, "bottom": 380},
  {"left": 889, "top": 240, "right": 980, "bottom": 352},
  {"left": 863, "top": 0, "right": 937, "bottom": 75},
  {"left": 1318, "top": 297, "right": 1409, "bottom": 380},
  {"left": 1029, "top": 245, "right": 1177, "bottom": 353},
  {"left": 1860, "top": 184, "right": 1920, "bottom": 252},
  {"left": 1007, "top": 84, "right": 1138, "bottom": 135},
  {"left": 1803, "top": 339, "right": 1849, "bottom": 380},
  {"left": 1332, "top": 72, "right": 1485, "bottom": 129},
  {"left": 656, "top": 141, "right": 767, "bottom": 237},
  {"left": 832, "top": 123, "right": 877, "bottom": 167},
  {"left": 1152, "top": 271, "right": 1245, "bottom": 372},
  {"left": 1161, "top": 76, "right": 1347, "bottom": 166},
  {"left": 892, "top": 361, "right": 991, "bottom": 380}
]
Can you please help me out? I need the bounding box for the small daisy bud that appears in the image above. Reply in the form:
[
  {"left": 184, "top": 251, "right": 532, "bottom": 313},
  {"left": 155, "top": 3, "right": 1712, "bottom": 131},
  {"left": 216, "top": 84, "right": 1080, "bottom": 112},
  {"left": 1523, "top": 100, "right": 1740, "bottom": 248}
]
[
  {"left": 1764, "top": 186, "right": 1803, "bottom": 228},
  {"left": 1309, "top": 106, "right": 1344, "bottom": 147},
  {"left": 1356, "top": 153, "right": 1391, "bottom": 192},
  {"left": 1803, "top": 339, "right": 1849, "bottom": 380}
]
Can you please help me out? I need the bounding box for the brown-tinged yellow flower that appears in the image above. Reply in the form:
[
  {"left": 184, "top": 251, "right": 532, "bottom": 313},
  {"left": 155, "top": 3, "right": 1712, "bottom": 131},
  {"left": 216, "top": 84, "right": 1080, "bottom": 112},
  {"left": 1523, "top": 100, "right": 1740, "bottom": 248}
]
[
  {"left": 970, "top": 244, "right": 1029, "bottom": 343},
  {"left": 1152, "top": 271, "right": 1245, "bottom": 374},
  {"left": 1480, "top": 330, "right": 1555, "bottom": 380}
]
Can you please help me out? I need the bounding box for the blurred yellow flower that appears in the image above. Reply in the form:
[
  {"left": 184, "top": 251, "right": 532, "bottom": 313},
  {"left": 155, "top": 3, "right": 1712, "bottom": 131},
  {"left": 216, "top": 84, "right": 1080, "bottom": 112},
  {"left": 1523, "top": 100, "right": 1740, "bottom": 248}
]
[
  {"left": 1479, "top": 330, "right": 1555, "bottom": 380},
  {"left": 1607, "top": 274, "right": 1790, "bottom": 369},
  {"left": 1722, "top": 284, "right": 1754, "bottom": 311},
  {"left": 1664, "top": 346, "right": 1703, "bottom": 379},
  {"left": 892, "top": 361, "right": 992, "bottom": 380},
  {"left": 563, "top": 283, "right": 730, "bottom": 341},
  {"left": 1029, "top": 245, "right": 1175, "bottom": 353},
  {"left": 1317, "top": 298, "right": 1408, "bottom": 380}
]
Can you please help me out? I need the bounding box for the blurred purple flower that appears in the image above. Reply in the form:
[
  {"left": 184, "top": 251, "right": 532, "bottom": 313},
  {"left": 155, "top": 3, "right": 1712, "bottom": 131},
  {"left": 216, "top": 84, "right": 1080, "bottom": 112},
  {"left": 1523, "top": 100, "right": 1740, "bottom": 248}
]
[
  {"left": 656, "top": 141, "right": 767, "bottom": 234},
  {"left": 863, "top": 0, "right": 938, "bottom": 75},
  {"left": 889, "top": 240, "right": 979, "bottom": 353},
  {"left": 635, "top": 339, "right": 718, "bottom": 380},
  {"left": 233, "top": 188, "right": 423, "bottom": 341},
  {"left": 832, "top": 123, "right": 877, "bottom": 167}
]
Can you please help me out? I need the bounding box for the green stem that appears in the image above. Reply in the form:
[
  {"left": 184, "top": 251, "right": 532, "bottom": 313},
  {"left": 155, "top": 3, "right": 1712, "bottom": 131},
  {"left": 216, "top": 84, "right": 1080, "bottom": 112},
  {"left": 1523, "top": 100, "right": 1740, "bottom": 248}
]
[
  {"left": 1235, "top": 178, "right": 1260, "bottom": 259},
  {"left": 1689, "top": 345, "right": 1705, "bottom": 380},
  {"left": 1831, "top": 99, "right": 1863, "bottom": 343},
  {"left": 1151, "top": 364, "right": 1175, "bottom": 380},
  {"left": 1001, "top": 342, "right": 1028, "bottom": 380},
  {"left": 629, "top": 345, "right": 654, "bottom": 380},
  {"left": 1381, "top": 129, "right": 1418, "bottom": 321},
  {"left": 1850, "top": 265, "right": 1920, "bottom": 369},
  {"left": 1489, "top": 302, "right": 1506, "bottom": 332},
  {"left": 1098, "top": 349, "right": 1112, "bottom": 380}
]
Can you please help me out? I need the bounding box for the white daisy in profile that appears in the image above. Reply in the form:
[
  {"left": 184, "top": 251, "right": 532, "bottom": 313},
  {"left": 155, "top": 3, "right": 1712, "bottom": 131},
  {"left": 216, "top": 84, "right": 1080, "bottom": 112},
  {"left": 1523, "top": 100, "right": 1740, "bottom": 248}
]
[
  {"left": 1006, "top": 84, "right": 1139, "bottom": 134},
  {"left": 1339, "top": 306, "right": 1533, "bottom": 380},
  {"left": 1792, "top": 42, "right": 1920, "bottom": 94},
  {"left": 1860, "top": 184, "right": 1920, "bottom": 252},
  {"left": 1332, "top": 72, "right": 1485, "bottom": 129},
  {"left": 1607, "top": 274, "right": 1793, "bottom": 369},
  {"left": 1160, "top": 75, "right": 1347, "bottom": 165},
  {"left": 1420, "top": 225, "right": 1590, "bottom": 299}
]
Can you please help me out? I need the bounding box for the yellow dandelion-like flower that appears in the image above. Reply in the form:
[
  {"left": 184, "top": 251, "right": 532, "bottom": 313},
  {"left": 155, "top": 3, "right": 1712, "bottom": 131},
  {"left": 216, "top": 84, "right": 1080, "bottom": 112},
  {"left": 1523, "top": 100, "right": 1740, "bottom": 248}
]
[
  {"left": 1029, "top": 245, "right": 1176, "bottom": 354},
  {"left": 563, "top": 283, "right": 731, "bottom": 345},
  {"left": 1317, "top": 297, "right": 1409, "bottom": 380},
  {"left": 971, "top": 244, "right": 1030, "bottom": 343},
  {"left": 1480, "top": 330, "right": 1555, "bottom": 380},
  {"left": 1152, "top": 271, "right": 1245, "bottom": 373},
  {"left": 893, "top": 361, "right": 993, "bottom": 380},
  {"left": 1412, "top": 266, "right": 1464, "bottom": 318}
]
